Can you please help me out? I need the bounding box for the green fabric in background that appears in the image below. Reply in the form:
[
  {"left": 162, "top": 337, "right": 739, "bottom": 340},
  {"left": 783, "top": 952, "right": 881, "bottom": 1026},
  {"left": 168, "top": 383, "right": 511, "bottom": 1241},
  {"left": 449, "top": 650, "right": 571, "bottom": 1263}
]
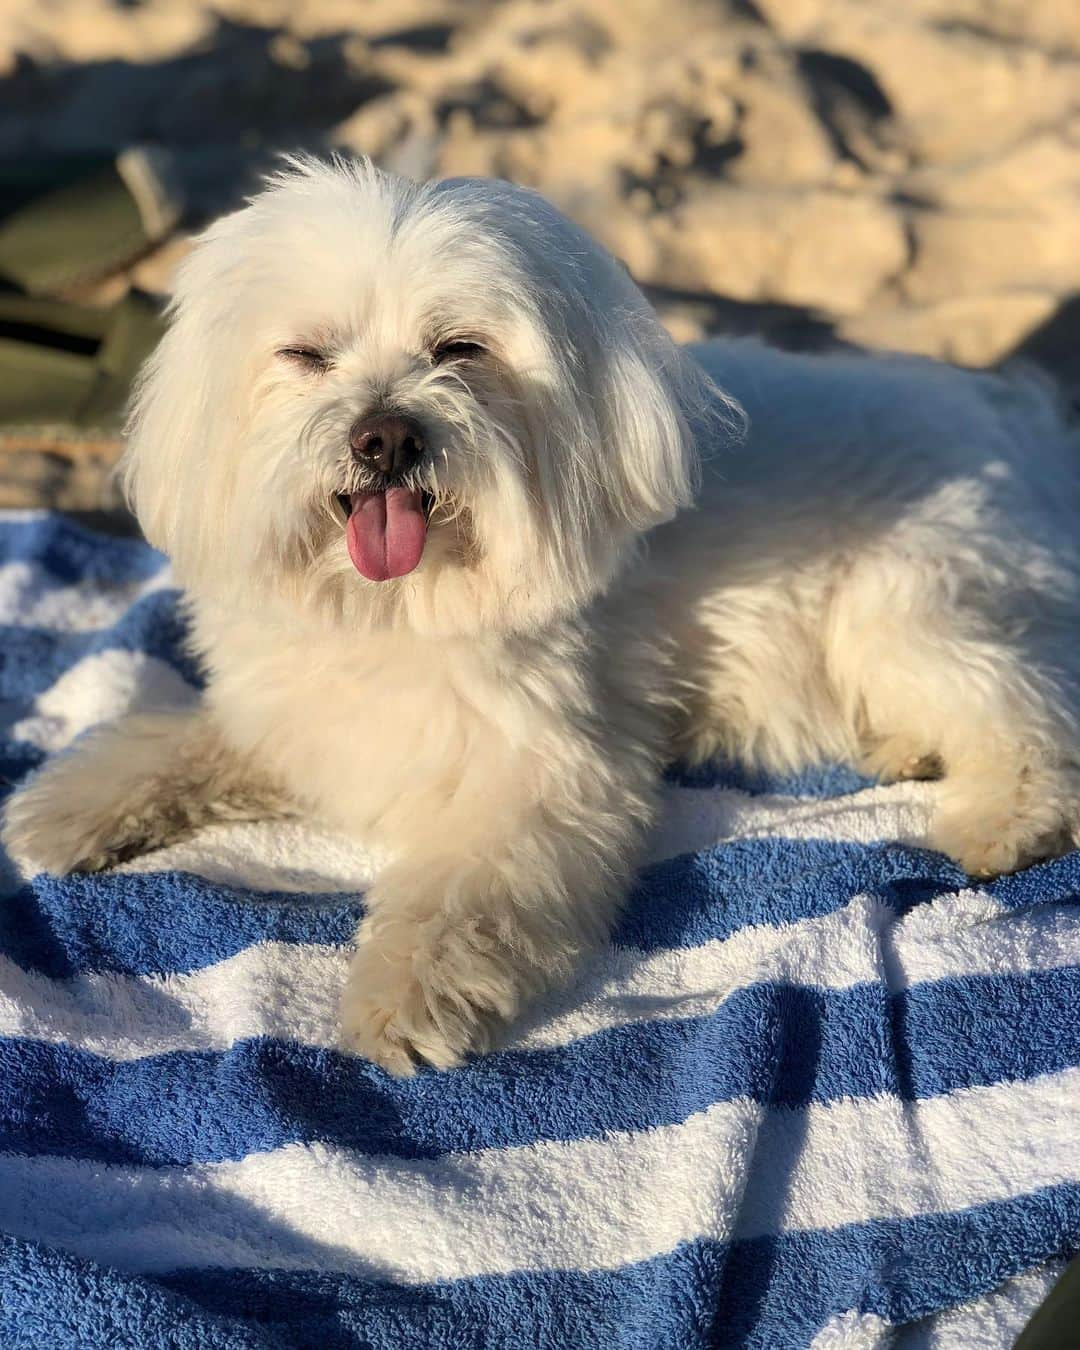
[
  {"left": 0, "top": 289, "right": 162, "bottom": 431},
  {"left": 0, "top": 157, "right": 146, "bottom": 295},
  {"left": 0, "top": 151, "right": 175, "bottom": 435}
]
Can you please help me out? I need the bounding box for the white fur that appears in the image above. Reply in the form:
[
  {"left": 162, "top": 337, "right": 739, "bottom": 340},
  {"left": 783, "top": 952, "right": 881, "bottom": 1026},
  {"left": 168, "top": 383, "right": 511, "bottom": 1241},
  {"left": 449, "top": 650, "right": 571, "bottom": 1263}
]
[{"left": 4, "top": 156, "right": 1078, "bottom": 1073}]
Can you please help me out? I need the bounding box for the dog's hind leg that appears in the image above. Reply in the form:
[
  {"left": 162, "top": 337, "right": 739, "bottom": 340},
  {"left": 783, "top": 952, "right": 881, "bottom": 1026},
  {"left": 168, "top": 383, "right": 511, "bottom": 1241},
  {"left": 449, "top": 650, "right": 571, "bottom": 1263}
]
[
  {"left": 1, "top": 709, "right": 289, "bottom": 876},
  {"left": 829, "top": 577, "right": 1080, "bottom": 877},
  {"left": 671, "top": 585, "right": 858, "bottom": 776}
]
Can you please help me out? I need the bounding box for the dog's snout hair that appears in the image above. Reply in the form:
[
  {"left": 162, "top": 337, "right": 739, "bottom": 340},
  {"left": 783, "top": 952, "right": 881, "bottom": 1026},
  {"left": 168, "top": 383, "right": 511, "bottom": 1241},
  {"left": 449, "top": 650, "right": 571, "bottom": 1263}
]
[{"left": 349, "top": 413, "right": 425, "bottom": 480}]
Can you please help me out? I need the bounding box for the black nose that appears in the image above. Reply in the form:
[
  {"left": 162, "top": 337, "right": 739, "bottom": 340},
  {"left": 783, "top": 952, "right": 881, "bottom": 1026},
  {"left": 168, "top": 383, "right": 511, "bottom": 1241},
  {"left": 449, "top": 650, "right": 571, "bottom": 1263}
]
[{"left": 349, "top": 413, "right": 425, "bottom": 478}]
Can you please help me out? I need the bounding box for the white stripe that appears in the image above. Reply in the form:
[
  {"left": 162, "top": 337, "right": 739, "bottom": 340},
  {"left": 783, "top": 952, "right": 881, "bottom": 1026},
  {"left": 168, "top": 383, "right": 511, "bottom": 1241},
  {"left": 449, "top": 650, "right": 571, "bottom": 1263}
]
[
  {"left": 652, "top": 778, "right": 936, "bottom": 862},
  {"left": 0, "top": 509, "right": 51, "bottom": 525},
  {"left": 0, "top": 1069, "right": 1074, "bottom": 1280},
  {"left": 0, "top": 943, "right": 346, "bottom": 1059},
  {"left": 109, "top": 778, "right": 939, "bottom": 897},
  {"left": 736, "top": 1069, "right": 1079, "bottom": 1240},
  {"left": 117, "top": 817, "right": 385, "bottom": 894},
  {"left": 2, "top": 891, "right": 1076, "bottom": 1062},
  {"left": 11, "top": 648, "right": 199, "bottom": 755},
  {"left": 890, "top": 888, "right": 1080, "bottom": 989},
  {"left": 513, "top": 889, "right": 1080, "bottom": 1050},
  {"left": 0, "top": 559, "right": 170, "bottom": 632},
  {"left": 811, "top": 1311, "right": 891, "bottom": 1349},
  {"left": 891, "top": 1259, "right": 1065, "bottom": 1349}
]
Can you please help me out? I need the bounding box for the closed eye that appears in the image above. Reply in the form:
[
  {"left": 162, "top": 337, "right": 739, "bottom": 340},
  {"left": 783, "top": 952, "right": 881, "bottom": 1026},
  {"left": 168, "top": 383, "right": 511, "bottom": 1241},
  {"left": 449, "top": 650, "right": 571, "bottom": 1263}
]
[
  {"left": 431, "top": 339, "right": 487, "bottom": 365},
  {"left": 276, "top": 345, "right": 331, "bottom": 373}
]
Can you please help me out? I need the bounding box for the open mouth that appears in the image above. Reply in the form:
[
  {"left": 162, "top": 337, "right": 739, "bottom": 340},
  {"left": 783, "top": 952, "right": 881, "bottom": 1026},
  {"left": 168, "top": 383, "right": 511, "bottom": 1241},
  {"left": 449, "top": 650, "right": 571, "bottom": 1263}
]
[{"left": 336, "top": 488, "right": 436, "bottom": 583}]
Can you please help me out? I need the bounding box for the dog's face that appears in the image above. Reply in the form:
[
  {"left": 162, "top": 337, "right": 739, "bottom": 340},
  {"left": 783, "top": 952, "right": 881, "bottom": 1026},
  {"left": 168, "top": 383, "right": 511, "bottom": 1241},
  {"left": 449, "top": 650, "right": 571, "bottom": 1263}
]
[{"left": 123, "top": 158, "right": 725, "bottom": 636}]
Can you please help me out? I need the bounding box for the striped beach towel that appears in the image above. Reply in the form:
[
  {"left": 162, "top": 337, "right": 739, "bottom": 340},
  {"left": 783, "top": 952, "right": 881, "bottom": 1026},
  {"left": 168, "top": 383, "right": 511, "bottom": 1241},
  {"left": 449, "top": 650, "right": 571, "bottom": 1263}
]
[{"left": 0, "top": 510, "right": 1078, "bottom": 1348}]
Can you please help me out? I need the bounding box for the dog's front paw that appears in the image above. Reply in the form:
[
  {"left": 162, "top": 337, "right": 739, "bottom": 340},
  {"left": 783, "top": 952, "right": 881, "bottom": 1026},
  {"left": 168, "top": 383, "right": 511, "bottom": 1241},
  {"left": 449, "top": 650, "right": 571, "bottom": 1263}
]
[
  {"left": 340, "top": 915, "right": 518, "bottom": 1076},
  {"left": 2, "top": 769, "right": 122, "bottom": 876}
]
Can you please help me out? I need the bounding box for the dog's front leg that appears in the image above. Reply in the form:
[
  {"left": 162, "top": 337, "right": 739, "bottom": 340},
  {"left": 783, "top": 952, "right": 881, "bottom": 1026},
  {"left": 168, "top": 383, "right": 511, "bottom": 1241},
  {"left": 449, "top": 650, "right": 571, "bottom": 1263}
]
[
  {"left": 2, "top": 709, "right": 289, "bottom": 875},
  {"left": 341, "top": 754, "right": 657, "bottom": 1076}
]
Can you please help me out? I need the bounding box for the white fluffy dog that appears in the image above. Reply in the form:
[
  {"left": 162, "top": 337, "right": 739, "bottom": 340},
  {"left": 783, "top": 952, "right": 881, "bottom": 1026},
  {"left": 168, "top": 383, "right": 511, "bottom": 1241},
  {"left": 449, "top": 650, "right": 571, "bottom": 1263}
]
[{"left": 4, "top": 157, "right": 1079, "bottom": 1074}]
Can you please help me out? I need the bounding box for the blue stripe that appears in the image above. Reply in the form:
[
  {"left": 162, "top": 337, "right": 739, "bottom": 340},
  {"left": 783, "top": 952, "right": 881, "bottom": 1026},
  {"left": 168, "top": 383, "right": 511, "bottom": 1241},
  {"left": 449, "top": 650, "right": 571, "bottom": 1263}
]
[
  {"left": 666, "top": 757, "right": 874, "bottom": 798},
  {"left": 0, "top": 1234, "right": 282, "bottom": 1350},
  {"left": 0, "top": 871, "right": 363, "bottom": 979},
  {"left": 989, "top": 851, "right": 1080, "bottom": 910},
  {"left": 619, "top": 839, "right": 963, "bottom": 951},
  {"left": 0, "top": 514, "right": 167, "bottom": 587},
  {"left": 140, "top": 1184, "right": 1080, "bottom": 1348},
  {"left": 0, "top": 589, "right": 202, "bottom": 698},
  {"left": 6, "top": 1196, "right": 1072, "bottom": 1350},
  {"left": 897, "top": 963, "right": 1080, "bottom": 1099},
  {"left": 1, "top": 968, "right": 1075, "bottom": 1166},
  {"left": 8, "top": 841, "right": 961, "bottom": 980},
  {"left": 0, "top": 839, "right": 960, "bottom": 979}
]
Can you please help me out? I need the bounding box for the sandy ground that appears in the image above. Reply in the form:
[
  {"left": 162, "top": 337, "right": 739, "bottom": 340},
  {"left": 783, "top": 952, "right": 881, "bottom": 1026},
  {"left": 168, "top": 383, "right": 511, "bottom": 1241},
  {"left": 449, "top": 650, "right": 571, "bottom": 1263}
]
[{"left": 1, "top": 0, "right": 1078, "bottom": 511}]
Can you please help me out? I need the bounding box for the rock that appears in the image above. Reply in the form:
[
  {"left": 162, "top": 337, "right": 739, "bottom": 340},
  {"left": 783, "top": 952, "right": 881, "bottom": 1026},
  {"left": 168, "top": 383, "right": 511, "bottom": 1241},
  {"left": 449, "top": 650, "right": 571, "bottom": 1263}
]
[
  {"left": 748, "top": 0, "right": 830, "bottom": 43},
  {"left": 645, "top": 186, "right": 908, "bottom": 315},
  {"left": 334, "top": 89, "right": 442, "bottom": 178},
  {"left": 905, "top": 205, "right": 1080, "bottom": 302},
  {"left": 579, "top": 208, "right": 662, "bottom": 281},
  {"left": 809, "top": 7, "right": 1080, "bottom": 163},
  {"left": 335, "top": 89, "right": 437, "bottom": 160},
  {"left": 655, "top": 303, "right": 712, "bottom": 345},
  {"left": 0, "top": 0, "right": 1077, "bottom": 530},
  {"left": 0, "top": 439, "right": 125, "bottom": 513},
  {"left": 0, "top": 0, "right": 212, "bottom": 70},
  {"left": 900, "top": 0, "right": 1080, "bottom": 56},
  {"left": 839, "top": 291, "right": 1060, "bottom": 365},
  {"left": 724, "top": 69, "right": 837, "bottom": 186},
  {"left": 902, "top": 134, "right": 1080, "bottom": 209}
]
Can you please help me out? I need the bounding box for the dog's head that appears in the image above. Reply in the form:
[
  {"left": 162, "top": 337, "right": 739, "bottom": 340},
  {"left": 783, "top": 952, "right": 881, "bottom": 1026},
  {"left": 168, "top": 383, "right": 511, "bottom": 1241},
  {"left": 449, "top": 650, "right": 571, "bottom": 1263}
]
[{"left": 123, "top": 157, "right": 731, "bottom": 636}]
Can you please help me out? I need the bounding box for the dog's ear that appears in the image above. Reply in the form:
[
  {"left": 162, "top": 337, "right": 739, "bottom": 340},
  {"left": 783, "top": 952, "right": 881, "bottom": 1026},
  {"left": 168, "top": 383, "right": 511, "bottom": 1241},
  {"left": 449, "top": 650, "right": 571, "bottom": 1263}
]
[
  {"left": 591, "top": 318, "right": 742, "bottom": 533},
  {"left": 119, "top": 222, "right": 244, "bottom": 580},
  {"left": 594, "top": 338, "right": 703, "bottom": 531}
]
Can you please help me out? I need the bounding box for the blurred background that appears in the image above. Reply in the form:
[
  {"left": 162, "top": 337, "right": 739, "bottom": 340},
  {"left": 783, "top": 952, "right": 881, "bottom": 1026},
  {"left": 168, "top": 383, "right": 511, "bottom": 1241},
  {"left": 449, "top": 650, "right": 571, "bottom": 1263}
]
[{"left": 0, "top": 0, "right": 1077, "bottom": 530}]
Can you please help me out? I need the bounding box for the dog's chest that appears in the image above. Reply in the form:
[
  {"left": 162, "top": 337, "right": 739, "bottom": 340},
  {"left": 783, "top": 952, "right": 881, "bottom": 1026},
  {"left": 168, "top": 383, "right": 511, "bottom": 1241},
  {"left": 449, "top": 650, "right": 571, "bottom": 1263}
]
[{"left": 201, "top": 617, "right": 533, "bottom": 840}]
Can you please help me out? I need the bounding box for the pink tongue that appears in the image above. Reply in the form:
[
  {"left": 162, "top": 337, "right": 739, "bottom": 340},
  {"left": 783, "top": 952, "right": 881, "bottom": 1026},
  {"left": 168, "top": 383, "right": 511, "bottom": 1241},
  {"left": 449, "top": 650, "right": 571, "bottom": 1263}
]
[{"left": 346, "top": 487, "right": 427, "bottom": 582}]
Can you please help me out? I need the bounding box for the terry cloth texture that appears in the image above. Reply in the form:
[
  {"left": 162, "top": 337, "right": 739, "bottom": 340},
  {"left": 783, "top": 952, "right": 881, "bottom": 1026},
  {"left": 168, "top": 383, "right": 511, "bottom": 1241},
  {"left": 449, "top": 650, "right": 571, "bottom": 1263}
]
[{"left": 0, "top": 510, "right": 1078, "bottom": 1350}]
